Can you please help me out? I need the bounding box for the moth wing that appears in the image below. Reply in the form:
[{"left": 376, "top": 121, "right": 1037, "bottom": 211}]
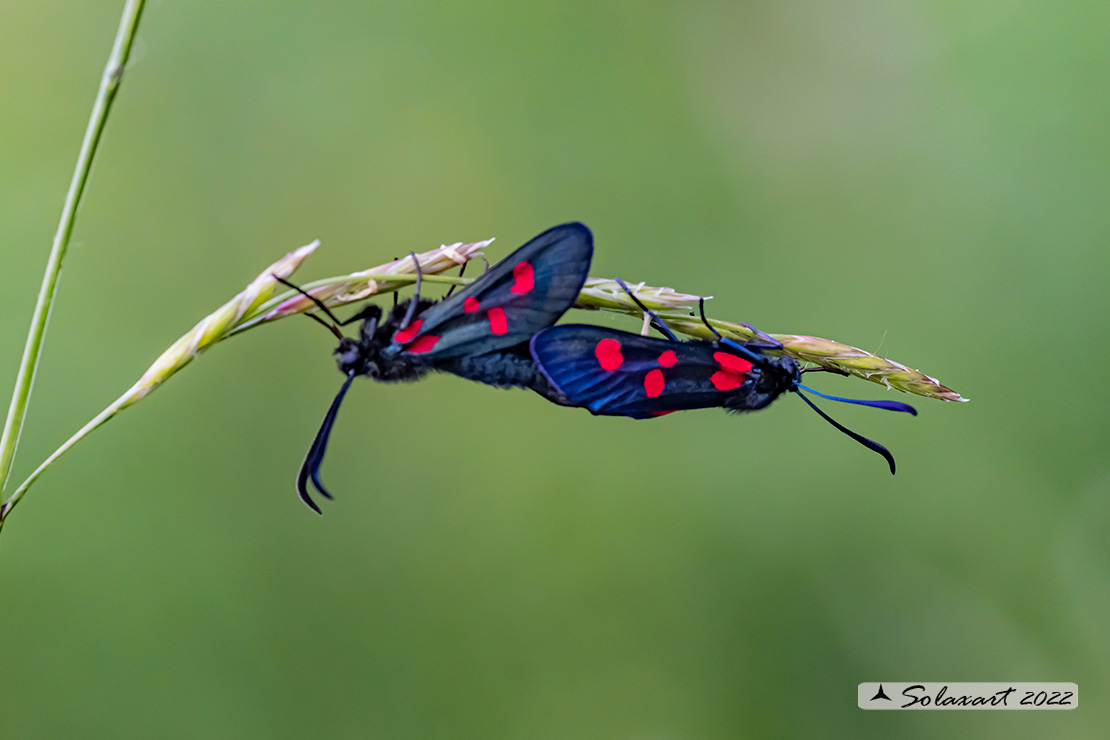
[
  {"left": 393, "top": 222, "right": 593, "bottom": 360},
  {"left": 530, "top": 325, "right": 754, "bottom": 418}
]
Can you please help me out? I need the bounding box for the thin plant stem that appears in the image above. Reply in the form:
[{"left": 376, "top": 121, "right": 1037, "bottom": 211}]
[{"left": 0, "top": 0, "right": 146, "bottom": 525}]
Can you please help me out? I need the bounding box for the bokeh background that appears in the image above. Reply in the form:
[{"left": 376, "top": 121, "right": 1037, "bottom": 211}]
[{"left": 2, "top": 1, "right": 1108, "bottom": 738}]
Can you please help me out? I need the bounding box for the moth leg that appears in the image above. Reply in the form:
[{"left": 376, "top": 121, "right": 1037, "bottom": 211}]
[
  {"left": 391, "top": 257, "right": 400, "bottom": 307},
  {"left": 337, "top": 304, "right": 381, "bottom": 327},
  {"left": 443, "top": 259, "right": 468, "bottom": 298},
  {"left": 272, "top": 274, "right": 345, "bottom": 340},
  {"left": 801, "top": 365, "right": 850, "bottom": 378},
  {"left": 398, "top": 251, "right": 423, "bottom": 330},
  {"left": 740, "top": 322, "right": 784, "bottom": 351},
  {"left": 614, "top": 276, "right": 680, "bottom": 341}
]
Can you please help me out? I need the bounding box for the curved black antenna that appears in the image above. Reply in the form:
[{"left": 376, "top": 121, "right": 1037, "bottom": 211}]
[
  {"left": 398, "top": 251, "right": 423, "bottom": 330},
  {"left": 794, "top": 389, "right": 899, "bottom": 474},
  {"left": 614, "top": 276, "right": 680, "bottom": 341},
  {"left": 273, "top": 275, "right": 345, "bottom": 340},
  {"left": 296, "top": 372, "right": 356, "bottom": 513},
  {"left": 796, "top": 384, "right": 917, "bottom": 415}
]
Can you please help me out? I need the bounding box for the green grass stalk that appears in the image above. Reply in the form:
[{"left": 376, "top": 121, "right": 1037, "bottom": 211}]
[{"left": 0, "top": 0, "right": 147, "bottom": 512}]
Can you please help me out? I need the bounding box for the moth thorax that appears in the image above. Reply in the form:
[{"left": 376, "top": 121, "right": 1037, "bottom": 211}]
[{"left": 755, "top": 356, "right": 800, "bottom": 396}]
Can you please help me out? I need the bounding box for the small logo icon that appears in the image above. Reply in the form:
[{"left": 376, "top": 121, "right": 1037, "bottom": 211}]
[{"left": 870, "top": 684, "right": 892, "bottom": 702}]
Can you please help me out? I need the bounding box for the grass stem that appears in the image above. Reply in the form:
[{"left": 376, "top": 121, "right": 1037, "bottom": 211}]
[{"left": 0, "top": 0, "right": 147, "bottom": 532}]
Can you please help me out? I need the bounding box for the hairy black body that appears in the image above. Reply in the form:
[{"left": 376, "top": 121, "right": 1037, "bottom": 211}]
[
  {"left": 530, "top": 283, "right": 917, "bottom": 474},
  {"left": 339, "top": 299, "right": 567, "bottom": 403},
  {"left": 293, "top": 221, "right": 594, "bottom": 512},
  {"left": 720, "top": 352, "right": 799, "bottom": 414}
]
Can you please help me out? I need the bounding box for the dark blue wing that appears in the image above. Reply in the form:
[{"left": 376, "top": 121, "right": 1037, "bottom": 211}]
[
  {"left": 390, "top": 222, "right": 593, "bottom": 360},
  {"left": 530, "top": 325, "right": 758, "bottom": 418}
]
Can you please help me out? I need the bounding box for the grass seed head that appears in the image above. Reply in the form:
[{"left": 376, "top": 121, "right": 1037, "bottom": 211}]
[{"left": 581, "top": 281, "right": 966, "bottom": 403}]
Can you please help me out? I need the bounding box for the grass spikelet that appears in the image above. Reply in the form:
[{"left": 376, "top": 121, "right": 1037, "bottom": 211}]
[
  {"left": 122, "top": 242, "right": 319, "bottom": 406},
  {"left": 2, "top": 238, "right": 962, "bottom": 532},
  {"left": 578, "top": 281, "right": 967, "bottom": 403},
  {"left": 670, "top": 316, "right": 965, "bottom": 402},
  {"left": 0, "top": 239, "right": 489, "bottom": 526},
  {"left": 236, "top": 239, "right": 491, "bottom": 332},
  {"left": 575, "top": 278, "right": 704, "bottom": 314}
]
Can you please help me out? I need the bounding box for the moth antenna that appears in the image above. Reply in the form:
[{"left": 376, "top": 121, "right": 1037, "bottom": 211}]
[
  {"left": 399, "top": 251, "right": 423, "bottom": 330},
  {"left": 273, "top": 275, "right": 344, "bottom": 340},
  {"left": 296, "top": 372, "right": 355, "bottom": 513},
  {"left": 796, "top": 384, "right": 917, "bottom": 415},
  {"left": 614, "top": 276, "right": 679, "bottom": 341},
  {"left": 794, "top": 390, "right": 899, "bottom": 474}
]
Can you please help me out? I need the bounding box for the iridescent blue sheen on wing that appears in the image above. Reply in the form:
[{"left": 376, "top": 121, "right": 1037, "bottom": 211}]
[
  {"left": 297, "top": 222, "right": 593, "bottom": 512},
  {"left": 389, "top": 222, "right": 593, "bottom": 361},
  {"left": 531, "top": 321, "right": 915, "bottom": 475},
  {"left": 530, "top": 324, "right": 783, "bottom": 418}
]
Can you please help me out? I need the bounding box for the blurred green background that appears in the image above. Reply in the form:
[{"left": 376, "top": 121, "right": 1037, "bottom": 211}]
[{"left": 2, "top": 1, "right": 1108, "bottom": 738}]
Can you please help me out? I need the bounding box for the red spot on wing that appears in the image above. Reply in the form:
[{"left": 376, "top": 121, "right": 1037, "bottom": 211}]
[
  {"left": 705, "top": 352, "right": 750, "bottom": 392},
  {"left": 644, "top": 369, "right": 665, "bottom": 398},
  {"left": 392, "top": 319, "right": 422, "bottom": 344},
  {"left": 595, "top": 339, "right": 623, "bottom": 371},
  {"left": 464, "top": 296, "right": 480, "bottom": 313},
  {"left": 658, "top": 350, "right": 677, "bottom": 367},
  {"left": 511, "top": 262, "right": 534, "bottom": 294},
  {"left": 488, "top": 307, "right": 508, "bottom": 335},
  {"left": 710, "top": 351, "right": 752, "bottom": 392},
  {"left": 408, "top": 334, "right": 440, "bottom": 354},
  {"left": 710, "top": 371, "right": 744, "bottom": 391},
  {"left": 648, "top": 410, "right": 676, "bottom": 417},
  {"left": 714, "top": 351, "right": 753, "bottom": 374}
]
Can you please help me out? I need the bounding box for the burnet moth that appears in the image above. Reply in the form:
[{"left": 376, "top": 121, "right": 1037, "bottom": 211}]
[
  {"left": 529, "top": 280, "right": 917, "bottom": 473},
  {"left": 284, "top": 222, "right": 592, "bottom": 512}
]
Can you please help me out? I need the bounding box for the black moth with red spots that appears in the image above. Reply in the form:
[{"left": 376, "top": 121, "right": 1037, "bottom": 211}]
[
  {"left": 295, "top": 222, "right": 592, "bottom": 512},
  {"left": 530, "top": 314, "right": 917, "bottom": 473},
  {"left": 530, "top": 326, "right": 800, "bottom": 418}
]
